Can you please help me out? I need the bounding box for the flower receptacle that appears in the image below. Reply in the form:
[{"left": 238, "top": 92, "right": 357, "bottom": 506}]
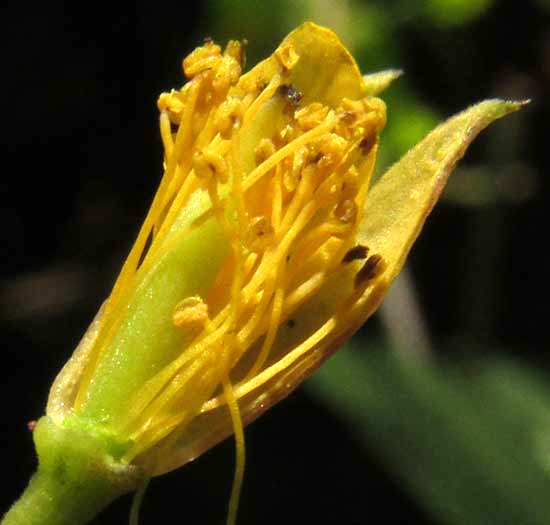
[{"left": 2, "top": 416, "right": 141, "bottom": 525}]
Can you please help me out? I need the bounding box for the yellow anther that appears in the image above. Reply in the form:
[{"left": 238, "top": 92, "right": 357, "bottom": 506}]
[
  {"left": 337, "top": 100, "right": 366, "bottom": 139},
  {"left": 183, "top": 41, "right": 222, "bottom": 78},
  {"left": 275, "top": 43, "right": 300, "bottom": 71},
  {"left": 315, "top": 133, "right": 349, "bottom": 169},
  {"left": 157, "top": 90, "right": 186, "bottom": 124},
  {"left": 192, "top": 148, "right": 228, "bottom": 183},
  {"left": 341, "top": 167, "right": 360, "bottom": 200},
  {"left": 212, "top": 54, "right": 242, "bottom": 95},
  {"left": 315, "top": 165, "right": 359, "bottom": 209},
  {"left": 172, "top": 296, "right": 209, "bottom": 332},
  {"left": 283, "top": 145, "right": 309, "bottom": 193},
  {"left": 362, "top": 97, "right": 387, "bottom": 133},
  {"left": 334, "top": 198, "right": 358, "bottom": 224},
  {"left": 281, "top": 160, "right": 296, "bottom": 193},
  {"left": 291, "top": 145, "right": 309, "bottom": 179},
  {"left": 337, "top": 97, "right": 387, "bottom": 140},
  {"left": 294, "top": 102, "right": 330, "bottom": 131},
  {"left": 224, "top": 40, "right": 245, "bottom": 66},
  {"left": 341, "top": 97, "right": 361, "bottom": 111},
  {"left": 245, "top": 216, "right": 275, "bottom": 252},
  {"left": 254, "top": 138, "right": 276, "bottom": 165},
  {"left": 256, "top": 77, "right": 269, "bottom": 93},
  {"left": 215, "top": 97, "right": 245, "bottom": 138}
]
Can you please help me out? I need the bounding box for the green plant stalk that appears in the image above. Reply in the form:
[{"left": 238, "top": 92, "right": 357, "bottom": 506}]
[{"left": 2, "top": 417, "right": 141, "bottom": 525}]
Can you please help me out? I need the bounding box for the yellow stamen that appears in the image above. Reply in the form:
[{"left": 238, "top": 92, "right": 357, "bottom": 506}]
[
  {"left": 202, "top": 315, "right": 339, "bottom": 413},
  {"left": 242, "top": 73, "right": 282, "bottom": 125},
  {"left": 222, "top": 377, "right": 245, "bottom": 525}
]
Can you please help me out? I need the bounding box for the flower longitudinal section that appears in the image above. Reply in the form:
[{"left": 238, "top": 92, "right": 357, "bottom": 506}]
[{"left": 48, "top": 24, "right": 389, "bottom": 475}]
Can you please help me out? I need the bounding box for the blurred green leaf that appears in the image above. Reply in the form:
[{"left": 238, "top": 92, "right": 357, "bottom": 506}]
[
  {"left": 423, "top": 0, "right": 494, "bottom": 28},
  {"left": 533, "top": 0, "right": 550, "bottom": 12},
  {"left": 306, "top": 342, "right": 550, "bottom": 525}
]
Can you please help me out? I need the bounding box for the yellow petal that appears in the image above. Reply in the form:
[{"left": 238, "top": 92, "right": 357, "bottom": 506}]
[{"left": 238, "top": 22, "right": 366, "bottom": 107}]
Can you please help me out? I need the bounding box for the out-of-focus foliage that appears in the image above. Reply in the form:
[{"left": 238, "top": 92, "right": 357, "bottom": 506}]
[
  {"left": 422, "top": 0, "right": 494, "bottom": 28},
  {"left": 533, "top": 0, "right": 550, "bottom": 12},
  {"left": 307, "top": 342, "right": 550, "bottom": 524}
]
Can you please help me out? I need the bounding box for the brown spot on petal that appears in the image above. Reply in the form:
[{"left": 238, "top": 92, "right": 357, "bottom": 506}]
[
  {"left": 278, "top": 84, "right": 303, "bottom": 111},
  {"left": 354, "top": 254, "right": 385, "bottom": 289},
  {"left": 342, "top": 244, "right": 369, "bottom": 263}
]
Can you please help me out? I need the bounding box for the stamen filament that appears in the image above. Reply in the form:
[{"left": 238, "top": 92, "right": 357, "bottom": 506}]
[
  {"left": 242, "top": 74, "right": 282, "bottom": 125},
  {"left": 223, "top": 377, "right": 245, "bottom": 525},
  {"left": 243, "top": 113, "right": 336, "bottom": 192},
  {"left": 201, "top": 315, "right": 339, "bottom": 413},
  {"left": 245, "top": 272, "right": 286, "bottom": 380}
]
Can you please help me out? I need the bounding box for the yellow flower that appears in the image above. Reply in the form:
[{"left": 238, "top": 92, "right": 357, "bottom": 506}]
[
  {"left": 47, "top": 22, "right": 393, "bottom": 475},
  {"left": 3, "top": 22, "right": 524, "bottom": 525}
]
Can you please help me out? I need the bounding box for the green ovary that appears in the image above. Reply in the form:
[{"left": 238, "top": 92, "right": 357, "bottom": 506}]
[{"left": 76, "top": 215, "right": 229, "bottom": 430}]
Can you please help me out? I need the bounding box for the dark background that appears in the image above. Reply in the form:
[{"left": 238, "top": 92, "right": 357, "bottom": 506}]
[{"left": 1, "top": 1, "right": 549, "bottom": 523}]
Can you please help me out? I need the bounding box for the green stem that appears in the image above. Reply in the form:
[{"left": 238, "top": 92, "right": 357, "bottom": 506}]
[{"left": 2, "top": 416, "right": 141, "bottom": 525}]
